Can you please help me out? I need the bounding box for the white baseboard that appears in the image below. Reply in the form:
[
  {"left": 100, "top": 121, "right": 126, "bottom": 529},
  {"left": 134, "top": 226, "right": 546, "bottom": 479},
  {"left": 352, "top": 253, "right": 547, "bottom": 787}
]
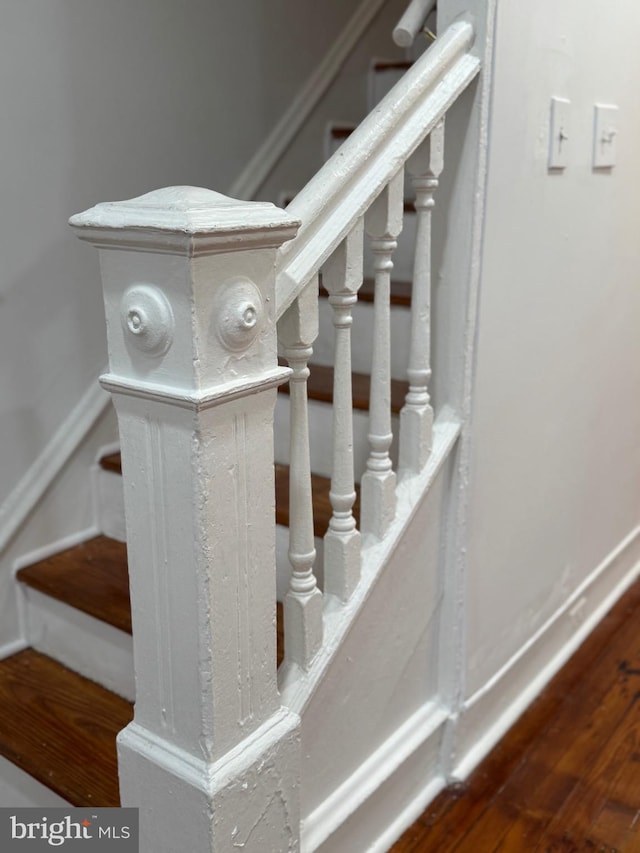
[
  {"left": 228, "top": 0, "right": 388, "bottom": 201},
  {"left": 0, "top": 638, "right": 28, "bottom": 661},
  {"left": 303, "top": 703, "right": 447, "bottom": 853},
  {"left": 452, "top": 524, "right": 640, "bottom": 781},
  {"left": 0, "top": 380, "right": 110, "bottom": 555}
]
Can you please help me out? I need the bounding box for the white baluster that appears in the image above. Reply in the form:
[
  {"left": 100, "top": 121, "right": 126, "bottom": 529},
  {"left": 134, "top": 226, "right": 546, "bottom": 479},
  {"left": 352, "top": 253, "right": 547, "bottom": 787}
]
[
  {"left": 399, "top": 119, "right": 445, "bottom": 473},
  {"left": 361, "top": 172, "right": 404, "bottom": 539},
  {"left": 70, "top": 188, "right": 301, "bottom": 853},
  {"left": 322, "top": 223, "right": 363, "bottom": 601},
  {"left": 279, "top": 280, "right": 323, "bottom": 670}
]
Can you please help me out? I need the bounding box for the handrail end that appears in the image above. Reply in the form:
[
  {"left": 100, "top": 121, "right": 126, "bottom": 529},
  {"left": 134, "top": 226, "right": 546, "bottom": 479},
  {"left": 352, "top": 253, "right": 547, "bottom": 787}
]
[{"left": 392, "top": 26, "right": 414, "bottom": 48}]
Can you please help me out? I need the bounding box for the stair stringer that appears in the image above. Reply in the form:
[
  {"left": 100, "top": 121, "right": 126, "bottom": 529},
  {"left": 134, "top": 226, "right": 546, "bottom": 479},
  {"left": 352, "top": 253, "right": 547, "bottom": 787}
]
[{"left": 278, "top": 414, "right": 461, "bottom": 852}]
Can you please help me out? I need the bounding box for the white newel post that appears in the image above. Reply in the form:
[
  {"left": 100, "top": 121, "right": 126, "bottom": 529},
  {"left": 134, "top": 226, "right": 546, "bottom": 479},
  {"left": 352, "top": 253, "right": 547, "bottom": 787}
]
[{"left": 70, "top": 187, "right": 302, "bottom": 853}]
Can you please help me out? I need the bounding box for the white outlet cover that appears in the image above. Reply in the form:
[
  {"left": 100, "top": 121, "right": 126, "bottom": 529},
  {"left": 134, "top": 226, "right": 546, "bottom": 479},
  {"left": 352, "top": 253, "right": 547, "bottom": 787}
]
[{"left": 593, "top": 104, "right": 618, "bottom": 169}]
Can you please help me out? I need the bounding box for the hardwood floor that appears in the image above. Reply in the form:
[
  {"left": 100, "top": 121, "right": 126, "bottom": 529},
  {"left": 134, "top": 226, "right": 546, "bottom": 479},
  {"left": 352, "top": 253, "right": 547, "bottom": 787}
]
[{"left": 390, "top": 579, "right": 640, "bottom": 852}]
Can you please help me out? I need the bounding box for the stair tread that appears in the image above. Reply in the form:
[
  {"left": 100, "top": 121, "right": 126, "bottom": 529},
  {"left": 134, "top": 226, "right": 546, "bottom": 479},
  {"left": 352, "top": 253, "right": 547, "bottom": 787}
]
[
  {"left": 19, "top": 534, "right": 285, "bottom": 666},
  {"left": 319, "top": 275, "right": 412, "bottom": 307},
  {"left": 0, "top": 649, "right": 133, "bottom": 806},
  {"left": 373, "top": 59, "right": 413, "bottom": 71},
  {"left": 18, "top": 536, "right": 131, "bottom": 634},
  {"left": 280, "top": 362, "right": 408, "bottom": 414}
]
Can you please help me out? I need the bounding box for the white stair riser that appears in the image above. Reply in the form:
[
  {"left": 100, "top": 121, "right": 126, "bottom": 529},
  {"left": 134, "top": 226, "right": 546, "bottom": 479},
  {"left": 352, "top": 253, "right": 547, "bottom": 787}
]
[
  {"left": 275, "top": 395, "right": 400, "bottom": 481},
  {"left": 96, "top": 461, "right": 297, "bottom": 606},
  {"left": 93, "top": 464, "right": 127, "bottom": 542},
  {"left": 21, "top": 541, "right": 300, "bottom": 701},
  {"left": 19, "top": 585, "right": 135, "bottom": 701},
  {"left": 315, "top": 299, "right": 411, "bottom": 381}
]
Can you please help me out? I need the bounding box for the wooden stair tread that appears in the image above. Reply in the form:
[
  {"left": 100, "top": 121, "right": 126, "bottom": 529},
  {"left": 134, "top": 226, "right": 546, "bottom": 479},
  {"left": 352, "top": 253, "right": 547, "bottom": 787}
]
[
  {"left": 329, "top": 124, "right": 356, "bottom": 140},
  {"left": 373, "top": 59, "right": 413, "bottom": 72},
  {"left": 0, "top": 649, "right": 133, "bottom": 806},
  {"left": 19, "top": 532, "right": 285, "bottom": 666},
  {"left": 274, "top": 463, "right": 360, "bottom": 539},
  {"left": 280, "top": 362, "right": 408, "bottom": 414},
  {"left": 319, "top": 275, "right": 412, "bottom": 307},
  {"left": 17, "top": 536, "right": 131, "bottom": 634}
]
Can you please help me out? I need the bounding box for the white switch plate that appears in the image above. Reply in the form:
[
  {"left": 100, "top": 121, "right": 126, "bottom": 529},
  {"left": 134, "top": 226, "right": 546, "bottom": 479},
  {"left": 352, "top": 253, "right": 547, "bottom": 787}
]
[
  {"left": 593, "top": 104, "right": 618, "bottom": 169},
  {"left": 549, "top": 97, "right": 570, "bottom": 169}
]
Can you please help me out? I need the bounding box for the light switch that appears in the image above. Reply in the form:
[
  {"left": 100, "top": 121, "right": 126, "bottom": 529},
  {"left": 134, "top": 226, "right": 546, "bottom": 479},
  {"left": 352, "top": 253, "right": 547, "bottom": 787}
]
[
  {"left": 593, "top": 104, "right": 618, "bottom": 169},
  {"left": 549, "top": 97, "right": 570, "bottom": 170}
]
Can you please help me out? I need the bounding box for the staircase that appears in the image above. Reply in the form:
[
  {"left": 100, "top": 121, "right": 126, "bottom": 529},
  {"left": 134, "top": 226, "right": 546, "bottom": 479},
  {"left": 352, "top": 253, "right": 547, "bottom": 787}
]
[{"left": 0, "top": 2, "right": 493, "bottom": 850}]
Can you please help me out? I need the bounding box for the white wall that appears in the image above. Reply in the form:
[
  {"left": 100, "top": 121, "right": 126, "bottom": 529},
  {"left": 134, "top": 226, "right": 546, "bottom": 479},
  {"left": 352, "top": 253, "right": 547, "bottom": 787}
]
[
  {"left": 464, "top": 0, "right": 640, "bottom": 701},
  {"left": 0, "top": 0, "right": 361, "bottom": 512}
]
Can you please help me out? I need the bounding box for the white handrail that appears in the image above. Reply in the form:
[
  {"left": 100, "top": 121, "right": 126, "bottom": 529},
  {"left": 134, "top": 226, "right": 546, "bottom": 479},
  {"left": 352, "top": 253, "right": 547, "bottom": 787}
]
[
  {"left": 393, "top": 0, "right": 437, "bottom": 48},
  {"left": 274, "top": 19, "right": 478, "bottom": 319}
]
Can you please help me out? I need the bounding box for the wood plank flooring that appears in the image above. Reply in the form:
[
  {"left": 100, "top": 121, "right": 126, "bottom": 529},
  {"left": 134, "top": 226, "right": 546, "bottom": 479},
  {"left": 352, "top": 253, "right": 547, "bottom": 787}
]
[{"left": 390, "top": 579, "right": 640, "bottom": 852}]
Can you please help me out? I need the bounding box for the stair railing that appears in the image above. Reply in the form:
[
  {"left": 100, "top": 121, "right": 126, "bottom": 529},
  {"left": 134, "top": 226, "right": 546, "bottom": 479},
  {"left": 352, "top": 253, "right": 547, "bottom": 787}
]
[
  {"left": 393, "top": 0, "right": 437, "bottom": 47},
  {"left": 275, "top": 18, "right": 478, "bottom": 681},
  {"left": 69, "top": 12, "right": 481, "bottom": 853}
]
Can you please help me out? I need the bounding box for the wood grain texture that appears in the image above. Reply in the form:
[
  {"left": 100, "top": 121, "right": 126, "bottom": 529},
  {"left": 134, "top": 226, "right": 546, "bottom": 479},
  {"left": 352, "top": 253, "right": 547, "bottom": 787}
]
[
  {"left": 389, "top": 579, "right": 640, "bottom": 852},
  {"left": 18, "top": 536, "right": 131, "bottom": 634},
  {"left": 279, "top": 362, "right": 409, "bottom": 414},
  {"left": 0, "top": 649, "right": 133, "bottom": 806}
]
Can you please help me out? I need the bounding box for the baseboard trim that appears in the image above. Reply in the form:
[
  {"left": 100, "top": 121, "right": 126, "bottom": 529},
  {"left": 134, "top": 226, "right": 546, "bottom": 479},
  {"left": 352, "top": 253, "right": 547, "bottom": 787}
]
[
  {"left": 303, "top": 703, "right": 447, "bottom": 852},
  {"left": 452, "top": 524, "right": 640, "bottom": 781},
  {"left": 0, "top": 638, "right": 28, "bottom": 661},
  {"left": 0, "top": 380, "right": 110, "bottom": 555},
  {"left": 228, "top": 0, "right": 388, "bottom": 201}
]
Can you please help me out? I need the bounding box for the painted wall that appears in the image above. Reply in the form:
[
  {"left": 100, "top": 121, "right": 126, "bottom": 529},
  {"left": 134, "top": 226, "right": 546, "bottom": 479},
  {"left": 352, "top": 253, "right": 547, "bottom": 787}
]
[
  {"left": 464, "top": 0, "right": 640, "bottom": 698},
  {"left": 0, "top": 0, "right": 361, "bottom": 512}
]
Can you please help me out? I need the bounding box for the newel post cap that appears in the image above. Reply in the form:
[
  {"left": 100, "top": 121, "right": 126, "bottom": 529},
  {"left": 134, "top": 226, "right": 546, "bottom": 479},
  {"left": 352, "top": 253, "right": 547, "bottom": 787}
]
[{"left": 69, "top": 185, "right": 300, "bottom": 253}]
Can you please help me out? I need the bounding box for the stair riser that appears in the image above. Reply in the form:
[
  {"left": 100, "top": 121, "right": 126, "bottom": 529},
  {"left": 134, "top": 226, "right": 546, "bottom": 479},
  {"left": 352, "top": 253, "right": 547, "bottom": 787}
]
[
  {"left": 20, "top": 585, "right": 135, "bottom": 701},
  {"left": 94, "top": 465, "right": 127, "bottom": 543},
  {"left": 315, "top": 299, "right": 411, "bottom": 382}
]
